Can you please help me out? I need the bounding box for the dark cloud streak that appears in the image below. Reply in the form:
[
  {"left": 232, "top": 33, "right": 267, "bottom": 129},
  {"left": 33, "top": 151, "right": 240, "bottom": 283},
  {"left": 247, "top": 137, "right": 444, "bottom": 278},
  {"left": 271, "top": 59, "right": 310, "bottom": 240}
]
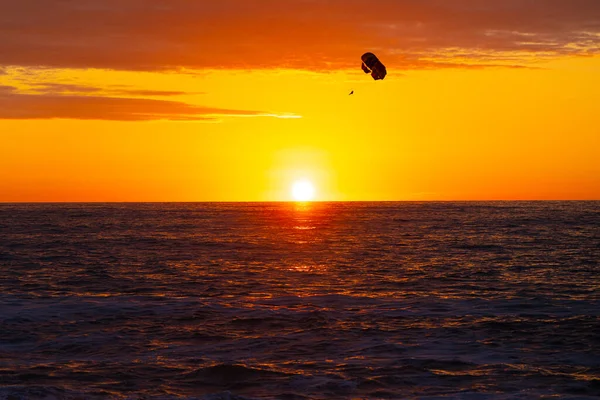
[
  {"left": 0, "top": 86, "right": 269, "bottom": 121},
  {"left": 25, "top": 83, "right": 197, "bottom": 97}
]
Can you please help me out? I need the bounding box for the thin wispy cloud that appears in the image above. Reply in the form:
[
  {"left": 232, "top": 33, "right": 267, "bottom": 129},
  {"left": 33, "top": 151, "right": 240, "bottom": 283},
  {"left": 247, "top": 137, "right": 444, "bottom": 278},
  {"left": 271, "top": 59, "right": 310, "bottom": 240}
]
[
  {"left": 24, "top": 83, "right": 200, "bottom": 97},
  {"left": 0, "top": 85, "right": 297, "bottom": 121},
  {"left": 1, "top": 0, "right": 599, "bottom": 71}
]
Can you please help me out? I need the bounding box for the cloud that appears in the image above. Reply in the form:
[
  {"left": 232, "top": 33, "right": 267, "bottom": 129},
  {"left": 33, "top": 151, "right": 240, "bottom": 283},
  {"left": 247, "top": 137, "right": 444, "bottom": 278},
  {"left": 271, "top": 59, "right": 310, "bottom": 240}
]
[
  {"left": 25, "top": 82, "right": 199, "bottom": 97},
  {"left": 0, "top": 85, "right": 294, "bottom": 121},
  {"left": 0, "top": 85, "right": 16, "bottom": 92},
  {"left": 1, "top": 0, "right": 599, "bottom": 71},
  {"left": 111, "top": 89, "right": 198, "bottom": 96}
]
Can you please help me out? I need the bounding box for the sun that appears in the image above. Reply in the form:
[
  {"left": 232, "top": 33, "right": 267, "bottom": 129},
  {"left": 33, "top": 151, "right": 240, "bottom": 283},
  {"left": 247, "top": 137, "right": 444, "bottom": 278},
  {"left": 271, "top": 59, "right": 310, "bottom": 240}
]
[{"left": 291, "top": 180, "right": 316, "bottom": 202}]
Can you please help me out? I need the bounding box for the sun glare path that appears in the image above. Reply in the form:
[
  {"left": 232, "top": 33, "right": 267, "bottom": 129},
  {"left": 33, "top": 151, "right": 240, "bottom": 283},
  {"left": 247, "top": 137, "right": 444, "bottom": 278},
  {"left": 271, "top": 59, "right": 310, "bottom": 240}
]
[{"left": 291, "top": 180, "right": 316, "bottom": 202}]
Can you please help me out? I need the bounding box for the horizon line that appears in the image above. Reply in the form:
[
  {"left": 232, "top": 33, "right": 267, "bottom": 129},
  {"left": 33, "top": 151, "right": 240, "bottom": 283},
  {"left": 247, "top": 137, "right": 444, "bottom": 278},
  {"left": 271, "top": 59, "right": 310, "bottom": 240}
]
[{"left": 1, "top": 199, "right": 598, "bottom": 204}]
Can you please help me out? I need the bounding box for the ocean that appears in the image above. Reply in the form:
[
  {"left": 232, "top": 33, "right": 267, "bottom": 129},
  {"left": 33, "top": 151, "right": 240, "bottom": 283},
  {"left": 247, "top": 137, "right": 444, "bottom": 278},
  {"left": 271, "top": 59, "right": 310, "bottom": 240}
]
[{"left": 0, "top": 202, "right": 598, "bottom": 399}]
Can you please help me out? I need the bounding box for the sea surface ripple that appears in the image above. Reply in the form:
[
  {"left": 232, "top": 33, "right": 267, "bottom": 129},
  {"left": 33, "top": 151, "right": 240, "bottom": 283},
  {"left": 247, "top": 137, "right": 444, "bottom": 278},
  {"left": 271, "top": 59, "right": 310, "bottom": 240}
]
[{"left": 0, "top": 202, "right": 599, "bottom": 399}]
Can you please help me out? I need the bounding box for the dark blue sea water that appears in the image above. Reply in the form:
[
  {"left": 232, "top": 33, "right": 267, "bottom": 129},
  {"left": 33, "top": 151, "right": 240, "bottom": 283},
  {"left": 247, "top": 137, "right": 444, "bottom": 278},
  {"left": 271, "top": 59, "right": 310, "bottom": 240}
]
[{"left": 0, "top": 202, "right": 599, "bottom": 399}]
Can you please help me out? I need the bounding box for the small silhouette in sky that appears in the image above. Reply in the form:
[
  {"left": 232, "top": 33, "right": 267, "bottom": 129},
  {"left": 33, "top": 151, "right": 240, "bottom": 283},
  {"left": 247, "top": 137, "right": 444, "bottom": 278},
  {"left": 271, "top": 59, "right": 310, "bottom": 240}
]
[{"left": 349, "top": 90, "right": 354, "bottom": 95}]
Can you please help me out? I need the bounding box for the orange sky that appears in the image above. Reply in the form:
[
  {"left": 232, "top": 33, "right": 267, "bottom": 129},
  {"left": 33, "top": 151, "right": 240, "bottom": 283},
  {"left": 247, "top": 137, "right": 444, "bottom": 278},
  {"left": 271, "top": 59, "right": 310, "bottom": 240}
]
[{"left": 1, "top": 0, "right": 599, "bottom": 201}]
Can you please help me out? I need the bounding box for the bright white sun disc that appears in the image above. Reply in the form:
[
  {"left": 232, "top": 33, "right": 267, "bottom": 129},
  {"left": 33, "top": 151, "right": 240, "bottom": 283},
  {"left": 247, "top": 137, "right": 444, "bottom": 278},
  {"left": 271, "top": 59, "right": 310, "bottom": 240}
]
[{"left": 291, "top": 180, "right": 315, "bottom": 201}]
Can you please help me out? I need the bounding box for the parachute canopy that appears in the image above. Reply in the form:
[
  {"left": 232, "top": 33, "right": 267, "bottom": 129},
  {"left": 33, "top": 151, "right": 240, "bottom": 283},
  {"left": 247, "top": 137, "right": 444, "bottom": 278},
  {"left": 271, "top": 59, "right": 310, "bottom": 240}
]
[{"left": 361, "top": 52, "right": 387, "bottom": 80}]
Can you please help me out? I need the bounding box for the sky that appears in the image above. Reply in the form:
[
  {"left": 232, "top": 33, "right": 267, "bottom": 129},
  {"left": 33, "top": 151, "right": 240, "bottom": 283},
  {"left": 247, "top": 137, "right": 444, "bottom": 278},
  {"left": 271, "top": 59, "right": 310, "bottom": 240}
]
[{"left": 1, "top": 0, "right": 599, "bottom": 201}]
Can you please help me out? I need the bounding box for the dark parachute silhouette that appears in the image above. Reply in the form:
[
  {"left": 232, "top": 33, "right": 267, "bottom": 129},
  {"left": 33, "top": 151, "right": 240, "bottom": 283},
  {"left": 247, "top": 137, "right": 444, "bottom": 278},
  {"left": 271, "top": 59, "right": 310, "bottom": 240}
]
[{"left": 361, "top": 52, "right": 387, "bottom": 80}]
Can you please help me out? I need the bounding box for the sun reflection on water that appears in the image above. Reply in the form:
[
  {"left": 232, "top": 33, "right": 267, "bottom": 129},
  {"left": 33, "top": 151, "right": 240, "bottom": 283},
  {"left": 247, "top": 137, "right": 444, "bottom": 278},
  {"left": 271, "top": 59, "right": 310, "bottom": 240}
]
[{"left": 286, "top": 264, "right": 327, "bottom": 273}]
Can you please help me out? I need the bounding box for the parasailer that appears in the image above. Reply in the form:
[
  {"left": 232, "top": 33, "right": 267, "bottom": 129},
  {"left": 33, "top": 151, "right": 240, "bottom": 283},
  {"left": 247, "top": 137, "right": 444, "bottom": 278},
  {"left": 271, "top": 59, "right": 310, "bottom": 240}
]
[{"left": 361, "top": 52, "right": 386, "bottom": 80}]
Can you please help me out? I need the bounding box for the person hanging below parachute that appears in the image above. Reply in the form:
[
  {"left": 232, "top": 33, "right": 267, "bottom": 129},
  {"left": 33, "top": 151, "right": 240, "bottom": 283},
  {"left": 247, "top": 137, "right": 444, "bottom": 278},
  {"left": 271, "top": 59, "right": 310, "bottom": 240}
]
[{"left": 361, "top": 52, "right": 387, "bottom": 80}]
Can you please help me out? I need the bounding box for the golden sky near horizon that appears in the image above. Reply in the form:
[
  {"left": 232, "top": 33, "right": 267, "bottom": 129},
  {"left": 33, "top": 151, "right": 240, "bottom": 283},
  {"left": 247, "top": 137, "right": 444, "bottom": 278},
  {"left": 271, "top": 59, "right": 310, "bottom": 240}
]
[{"left": 1, "top": 0, "right": 599, "bottom": 201}]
